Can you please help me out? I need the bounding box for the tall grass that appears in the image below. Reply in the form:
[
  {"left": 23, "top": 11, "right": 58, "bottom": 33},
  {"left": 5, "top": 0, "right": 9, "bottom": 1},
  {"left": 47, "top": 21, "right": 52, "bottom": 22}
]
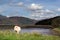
[{"left": 0, "top": 30, "right": 60, "bottom": 40}]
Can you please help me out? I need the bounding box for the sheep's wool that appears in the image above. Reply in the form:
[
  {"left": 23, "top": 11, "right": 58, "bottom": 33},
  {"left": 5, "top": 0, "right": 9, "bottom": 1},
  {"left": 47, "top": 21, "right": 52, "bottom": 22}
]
[{"left": 14, "top": 26, "right": 21, "bottom": 34}]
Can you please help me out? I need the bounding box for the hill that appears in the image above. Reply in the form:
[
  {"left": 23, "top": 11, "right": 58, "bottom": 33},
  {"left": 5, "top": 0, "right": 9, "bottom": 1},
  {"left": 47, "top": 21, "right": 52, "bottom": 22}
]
[
  {"left": 9, "top": 16, "right": 36, "bottom": 25},
  {"left": 0, "top": 15, "right": 37, "bottom": 25},
  {"left": 0, "top": 15, "right": 14, "bottom": 25},
  {"left": 35, "top": 16, "right": 60, "bottom": 27}
]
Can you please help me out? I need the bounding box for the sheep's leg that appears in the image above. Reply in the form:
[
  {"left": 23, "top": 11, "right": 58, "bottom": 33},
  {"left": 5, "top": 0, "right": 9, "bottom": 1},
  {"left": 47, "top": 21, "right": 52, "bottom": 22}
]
[{"left": 17, "top": 31, "right": 20, "bottom": 34}]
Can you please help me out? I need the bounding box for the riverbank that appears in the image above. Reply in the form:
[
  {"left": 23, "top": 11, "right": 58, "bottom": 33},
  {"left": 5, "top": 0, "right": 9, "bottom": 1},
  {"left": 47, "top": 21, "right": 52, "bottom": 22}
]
[
  {"left": 0, "top": 25, "right": 52, "bottom": 29},
  {"left": 52, "top": 28, "right": 60, "bottom": 36},
  {"left": 0, "top": 30, "right": 60, "bottom": 40}
]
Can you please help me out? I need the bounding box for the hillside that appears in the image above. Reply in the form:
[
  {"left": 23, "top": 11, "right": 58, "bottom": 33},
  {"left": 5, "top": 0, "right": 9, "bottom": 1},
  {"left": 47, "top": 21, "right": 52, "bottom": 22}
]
[
  {"left": 35, "top": 16, "right": 60, "bottom": 25},
  {"left": 0, "top": 15, "right": 60, "bottom": 28},
  {"left": 9, "top": 16, "right": 36, "bottom": 25},
  {"left": 0, "top": 15, "right": 14, "bottom": 25},
  {"left": 0, "top": 15, "right": 37, "bottom": 25}
]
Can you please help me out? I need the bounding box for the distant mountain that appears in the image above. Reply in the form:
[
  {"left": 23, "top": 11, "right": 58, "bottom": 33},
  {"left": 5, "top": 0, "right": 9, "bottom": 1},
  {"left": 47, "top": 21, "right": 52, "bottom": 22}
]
[
  {"left": 0, "top": 15, "right": 14, "bottom": 24},
  {"left": 9, "top": 16, "right": 37, "bottom": 25},
  {"left": 0, "top": 15, "right": 37, "bottom": 25},
  {"left": 35, "top": 16, "right": 60, "bottom": 25},
  {"left": 0, "top": 14, "right": 60, "bottom": 26},
  {"left": 0, "top": 15, "right": 7, "bottom": 19}
]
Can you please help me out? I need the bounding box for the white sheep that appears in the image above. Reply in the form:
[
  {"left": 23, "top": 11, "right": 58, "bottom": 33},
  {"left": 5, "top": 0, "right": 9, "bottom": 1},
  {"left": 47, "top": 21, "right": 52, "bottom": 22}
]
[{"left": 14, "top": 25, "right": 21, "bottom": 34}]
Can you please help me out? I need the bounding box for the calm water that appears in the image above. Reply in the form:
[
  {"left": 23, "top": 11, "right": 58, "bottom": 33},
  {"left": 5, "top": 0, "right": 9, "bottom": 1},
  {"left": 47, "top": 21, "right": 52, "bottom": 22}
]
[
  {"left": 20, "top": 28, "right": 52, "bottom": 35},
  {"left": 1, "top": 28, "right": 52, "bottom": 35}
]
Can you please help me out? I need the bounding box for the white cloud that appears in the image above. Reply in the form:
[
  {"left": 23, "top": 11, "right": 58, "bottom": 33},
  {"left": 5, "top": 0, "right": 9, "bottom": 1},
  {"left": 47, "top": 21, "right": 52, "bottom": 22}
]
[
  {"left": 0, "top": 2, "right": 59, "bottom": 20},
  {"left": 9, "top": 2, "right": 24, "bottom": 7},
  {"left": 57, "top": 8, "right": 60, "bottom": 11},
  {"left": 30, "top": 12, "right": 58, "bottom": 20},
  {"left": 27, "top": 3, "right": 58, "bottom": 20},
  {"left": 0, "top": 3, "right": 58, "bottom": 20},
  {"left": 28, "top": 3, "right": 43, "bottom": 10},
  {"left": 45, "top": 9, "right": 54, "bottom": 13}
]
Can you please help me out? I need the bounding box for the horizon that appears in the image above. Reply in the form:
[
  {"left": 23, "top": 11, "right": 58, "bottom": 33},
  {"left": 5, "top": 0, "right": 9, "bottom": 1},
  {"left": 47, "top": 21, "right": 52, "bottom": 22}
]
[
  {"left": 0, "top": 0, "right": 60, "bottom": 20},
  {"left": 0, "top": 14, "right": 59, "bottom": 20}
]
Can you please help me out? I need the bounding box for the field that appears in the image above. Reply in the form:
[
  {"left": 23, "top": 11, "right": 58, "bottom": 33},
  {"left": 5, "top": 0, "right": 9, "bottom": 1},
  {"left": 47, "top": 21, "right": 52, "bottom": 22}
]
[{"left": 0, "top": 30, "right": 60, "bottom": 40}]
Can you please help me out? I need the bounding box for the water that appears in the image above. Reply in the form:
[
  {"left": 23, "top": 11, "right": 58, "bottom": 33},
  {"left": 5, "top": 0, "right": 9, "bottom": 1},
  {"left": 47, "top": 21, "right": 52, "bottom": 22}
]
[
  {"left": 20, "top": 28, "right": 52, "bottom": 35},
  {"left": 0, "top": 28, "right": 52, "bottom": 35}
]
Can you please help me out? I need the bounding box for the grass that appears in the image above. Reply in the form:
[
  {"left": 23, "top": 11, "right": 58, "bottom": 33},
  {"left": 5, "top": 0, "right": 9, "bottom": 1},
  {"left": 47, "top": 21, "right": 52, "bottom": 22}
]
[
  {"left": 52, "top": 28, "right": 60, "bottom": 36},
  {"left": 0, "top": 30, "right": 60, "bottom": 40}
]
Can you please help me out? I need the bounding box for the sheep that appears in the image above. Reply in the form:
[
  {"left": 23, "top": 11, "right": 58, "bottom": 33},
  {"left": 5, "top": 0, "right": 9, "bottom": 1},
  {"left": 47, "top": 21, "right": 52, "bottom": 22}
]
[{"left": 14, "top": 25, "right": 21, "bottom": 34}]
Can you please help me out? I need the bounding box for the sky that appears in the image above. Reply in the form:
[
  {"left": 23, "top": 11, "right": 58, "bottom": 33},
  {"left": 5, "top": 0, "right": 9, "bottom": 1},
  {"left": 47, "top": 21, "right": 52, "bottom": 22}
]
[{"left": 0, "top": 0, "right": 60, "bottom": 20}]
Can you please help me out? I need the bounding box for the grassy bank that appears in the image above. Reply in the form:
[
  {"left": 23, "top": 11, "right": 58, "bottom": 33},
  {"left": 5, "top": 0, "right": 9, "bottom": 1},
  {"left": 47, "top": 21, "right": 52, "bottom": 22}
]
[
  {"left": 0, "top": 30, "right": 60, "bottom": 40},
  {"left": 52, "top": 28, "right": 60, "bottom": 36}
]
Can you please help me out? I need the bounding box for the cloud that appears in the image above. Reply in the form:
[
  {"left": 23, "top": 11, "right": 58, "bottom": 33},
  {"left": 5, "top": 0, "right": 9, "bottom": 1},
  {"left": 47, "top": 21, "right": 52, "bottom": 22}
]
[
  {"left": 57, "top": 8, "right": 60, "bottom": 11},
  {"left": 30, "top": 12, "right": 58, "bottom": 20},
  {"left": 28, "top": 3, "right": 43, "bottom": 10},
  {"left": 9, "top": 2, "right": 24, "bottom": 7},
  {"left": 27, "top": 3, "right": 58, "bottom": 20},
  {"left": 45, "top": 9, "right": 54, "bottom": 13},
  {"left": 0, "top": 2, "right": 59, "bottom": 20}
]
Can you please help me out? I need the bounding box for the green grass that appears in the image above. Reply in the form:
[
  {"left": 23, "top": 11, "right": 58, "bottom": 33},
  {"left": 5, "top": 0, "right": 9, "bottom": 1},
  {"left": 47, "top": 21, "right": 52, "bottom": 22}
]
[
  {"left": 52, "top": 28, "right": 60, "bottom": 36},
  {"left": 0, "top": 30, "right": 60, "bottom": 40}
]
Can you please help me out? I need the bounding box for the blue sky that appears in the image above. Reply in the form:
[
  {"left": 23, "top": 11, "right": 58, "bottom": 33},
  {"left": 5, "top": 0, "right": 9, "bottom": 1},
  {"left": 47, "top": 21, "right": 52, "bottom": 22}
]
[{"left": 0, "top": 0, "right": 60, "bottom": 20}]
